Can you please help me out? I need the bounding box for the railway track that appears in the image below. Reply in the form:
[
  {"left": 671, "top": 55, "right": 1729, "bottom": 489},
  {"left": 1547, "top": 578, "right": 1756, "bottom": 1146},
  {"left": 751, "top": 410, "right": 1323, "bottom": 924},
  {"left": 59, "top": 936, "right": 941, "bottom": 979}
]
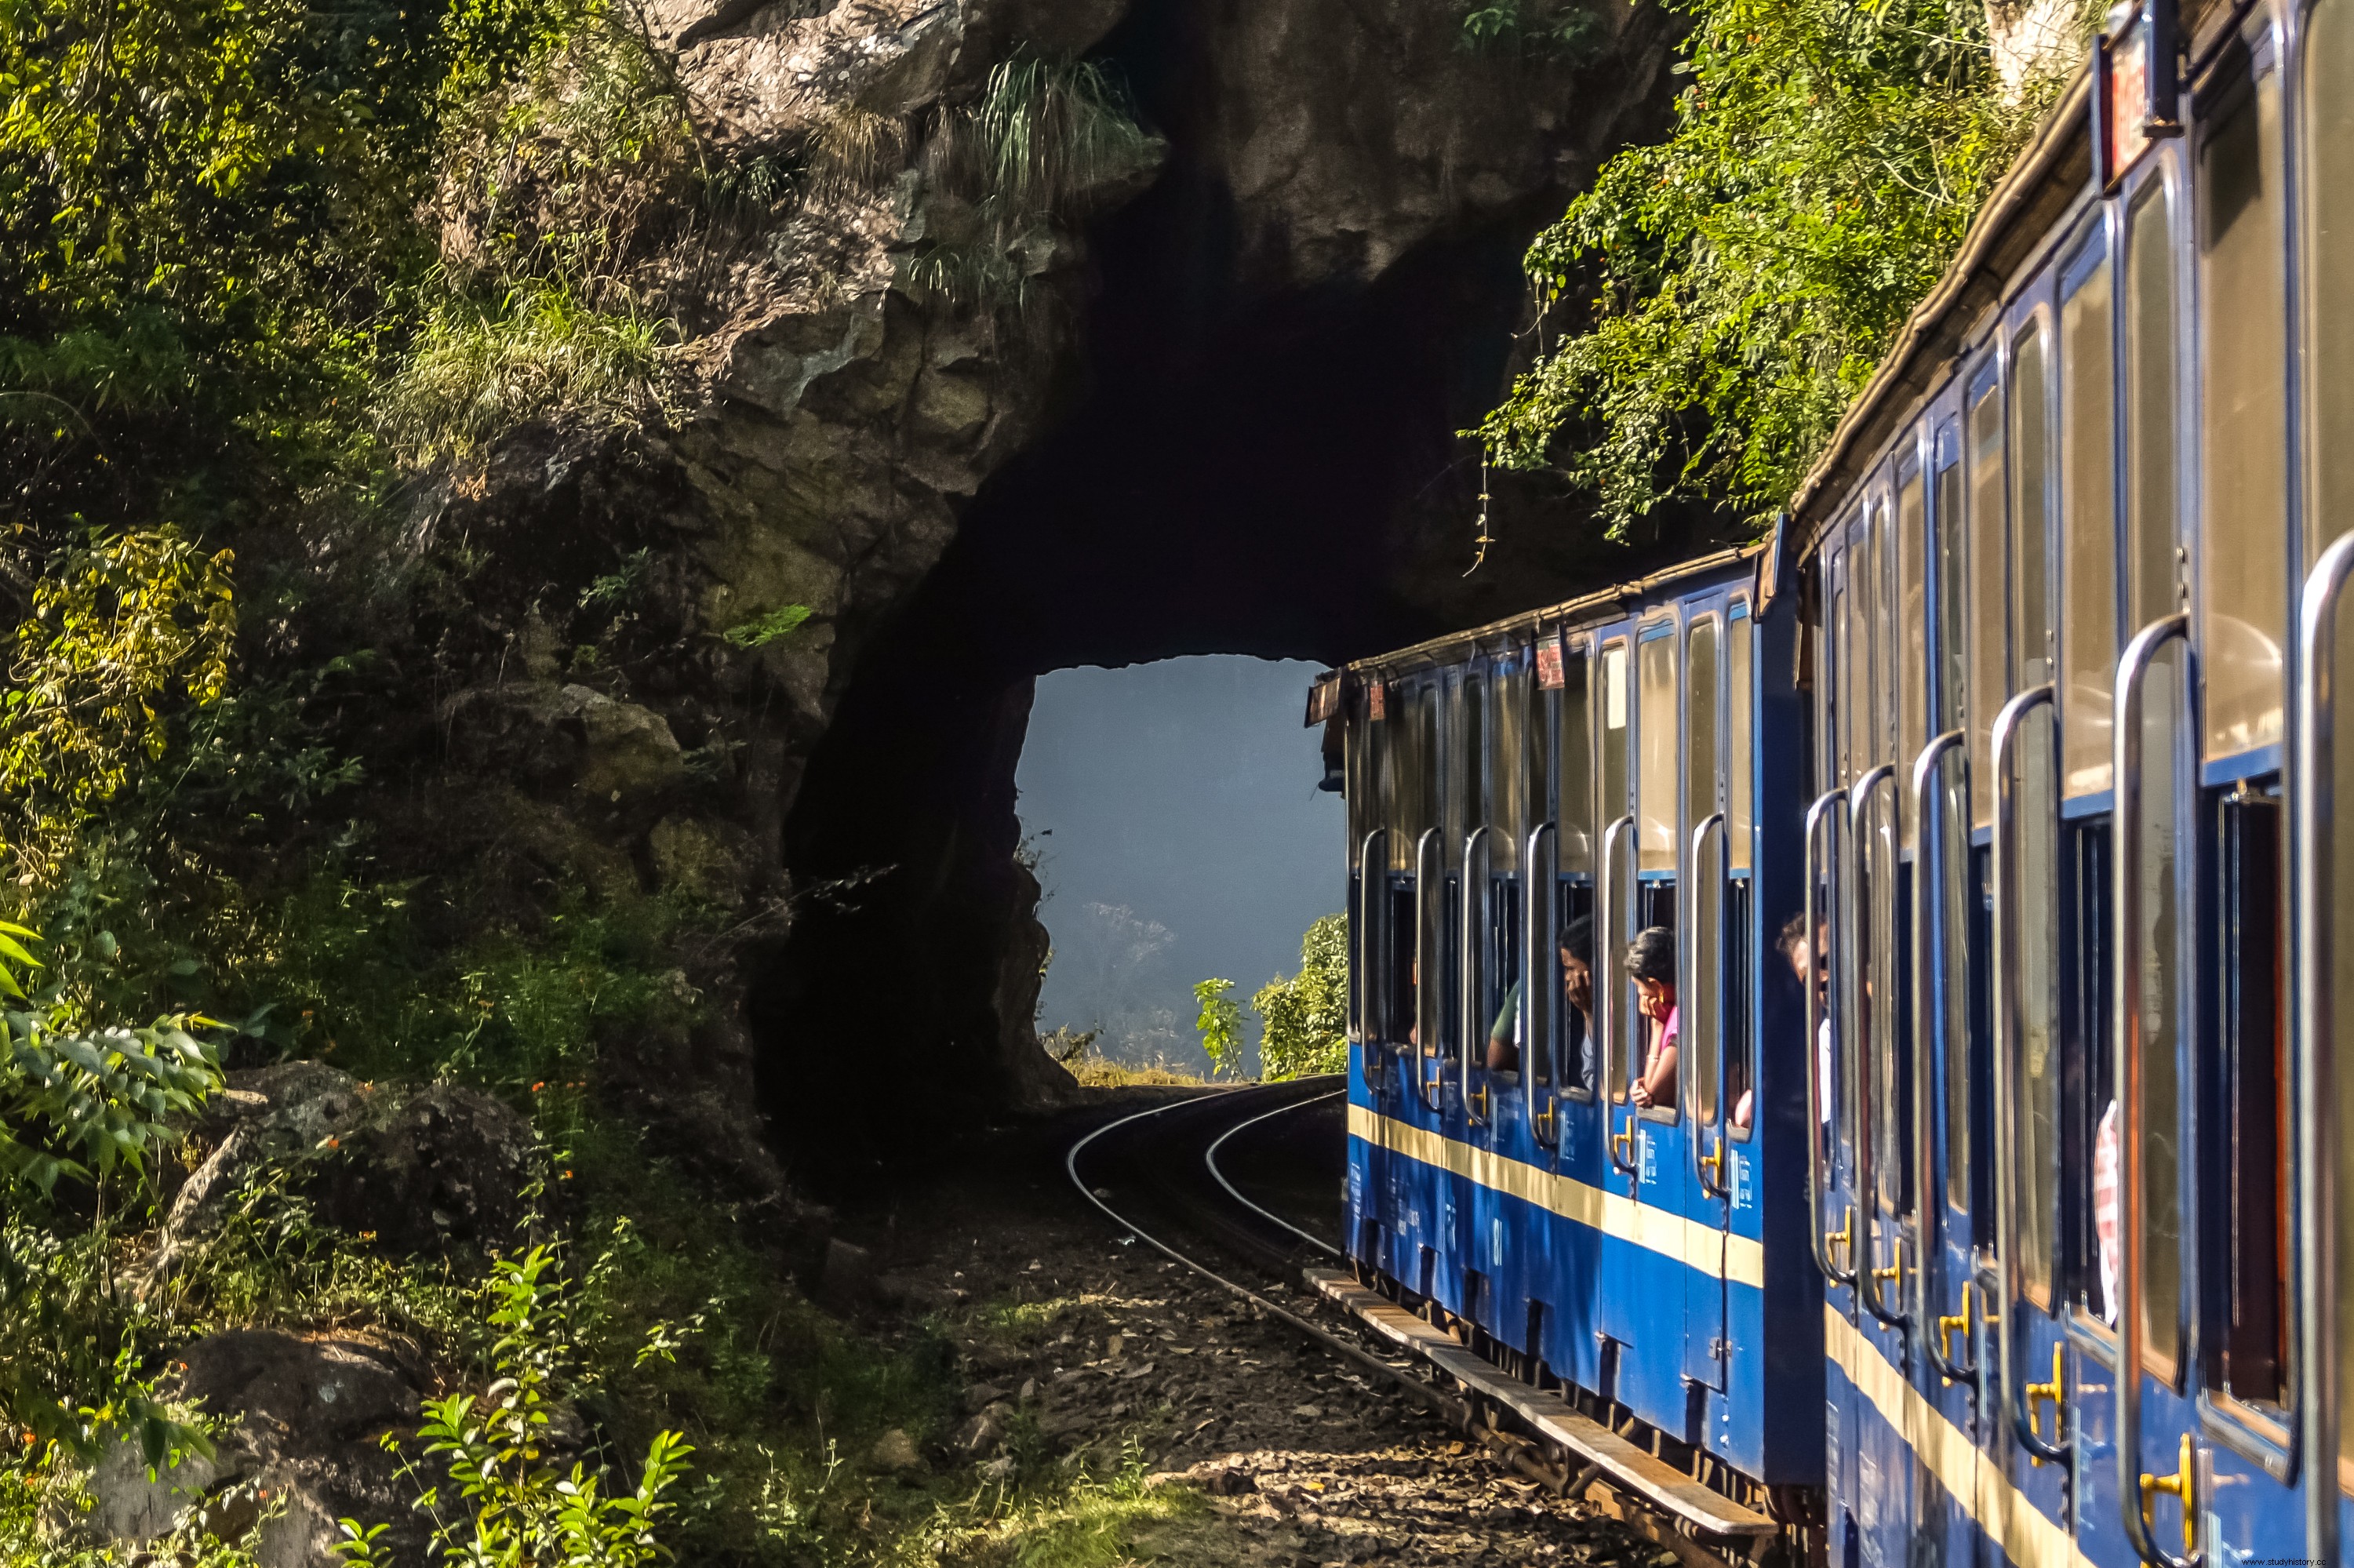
[{"left": 1063, "top": 1079, "right": 1763, "bottom": 1568}]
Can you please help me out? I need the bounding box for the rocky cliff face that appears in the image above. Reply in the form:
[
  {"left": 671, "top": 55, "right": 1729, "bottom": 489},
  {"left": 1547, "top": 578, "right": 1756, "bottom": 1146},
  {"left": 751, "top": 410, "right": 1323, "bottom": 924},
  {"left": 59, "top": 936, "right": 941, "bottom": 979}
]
[{"left": 398, "top": 0, "right": 1685, "bottom": 1184}]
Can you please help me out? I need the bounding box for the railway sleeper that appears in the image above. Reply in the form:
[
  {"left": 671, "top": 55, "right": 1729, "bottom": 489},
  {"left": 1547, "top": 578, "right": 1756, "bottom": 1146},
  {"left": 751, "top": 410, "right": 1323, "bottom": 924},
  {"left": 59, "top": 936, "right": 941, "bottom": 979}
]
[{"left": 1303, "top": 1266, "right": 1785, "bottom": 1568}]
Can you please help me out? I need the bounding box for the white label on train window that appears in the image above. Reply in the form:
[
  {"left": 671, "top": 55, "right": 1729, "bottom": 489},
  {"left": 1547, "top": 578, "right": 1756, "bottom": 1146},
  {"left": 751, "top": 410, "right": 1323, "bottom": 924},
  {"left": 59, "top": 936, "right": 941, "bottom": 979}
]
[{"left": 1605, "top": 645, "right": 1628, "bottom": 729}]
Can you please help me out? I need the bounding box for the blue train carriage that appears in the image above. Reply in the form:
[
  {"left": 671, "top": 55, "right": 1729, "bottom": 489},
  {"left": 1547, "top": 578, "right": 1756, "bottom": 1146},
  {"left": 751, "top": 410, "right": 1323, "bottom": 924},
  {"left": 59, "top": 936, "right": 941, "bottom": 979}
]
[
  {"left": 1792, "top": 1, "right": 2354, "bottom": 1565},
  {"left": 1312, "top": 544, "right": 1821, "bottom": 1518}
]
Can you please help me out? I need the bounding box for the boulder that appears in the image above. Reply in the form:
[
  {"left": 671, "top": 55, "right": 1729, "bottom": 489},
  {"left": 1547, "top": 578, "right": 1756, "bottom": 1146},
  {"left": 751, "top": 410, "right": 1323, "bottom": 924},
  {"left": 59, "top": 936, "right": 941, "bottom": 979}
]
[
  {"left": 81, "top": 1330, "right": 430, "bottom": 1568},
  {"left": 152, "top": 1067, "right": 537, "bottom": 1276}
]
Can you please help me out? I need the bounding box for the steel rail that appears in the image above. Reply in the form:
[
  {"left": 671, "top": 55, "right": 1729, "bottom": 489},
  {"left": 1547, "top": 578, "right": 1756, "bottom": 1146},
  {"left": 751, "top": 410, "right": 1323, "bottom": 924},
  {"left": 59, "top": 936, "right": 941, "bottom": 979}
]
[{"left": 1203, "top": 1089, "right": 1347, "bottom": 1258}]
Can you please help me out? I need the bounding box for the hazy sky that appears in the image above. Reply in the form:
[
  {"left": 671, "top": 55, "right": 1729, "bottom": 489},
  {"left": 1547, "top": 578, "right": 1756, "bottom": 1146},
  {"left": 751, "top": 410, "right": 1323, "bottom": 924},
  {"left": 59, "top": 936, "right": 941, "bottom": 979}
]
[{"left": 1018, "top": 657, "right": 1345, "bottom": 1073}]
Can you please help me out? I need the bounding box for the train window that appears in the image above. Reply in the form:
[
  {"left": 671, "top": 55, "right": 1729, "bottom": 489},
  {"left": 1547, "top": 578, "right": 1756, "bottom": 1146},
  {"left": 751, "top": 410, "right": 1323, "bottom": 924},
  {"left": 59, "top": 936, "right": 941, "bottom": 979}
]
[
  {"left": 2198, "top": 53, "right": 2290, "bottom": 763},
  {"left": 2059, "top": 235, "right": 2118, "bottom": 797},
  {"left": 1638, "top": 624, "right": 1679, "bottom": 876},
  {"left": 2212, "top": 789, "right": 2287, "bottom": 1408},
  {"left": 2013, "top": 320, "right": 2057, "bottom": 690},
  {"left": 2125, "top": 176, "right": 2188, "bottom": 1381},
  {"left": 1726, "top": 603, "right": 1755, "bottom": 1139},
  {"left": 1968, "top": 370, "right": 2008, "bottom": 831},
  {"left": 1929, "top": 436, "right": 1962, "bottom": 751},
  {"left": 2125, "top": 181, "right": 2181, "bottom": 629},
  {"left": 1602, "top": 640, "right": 1632, "bottom": 1098},
  {"left": 1899, "top": 460, "right": 1930, "bottom": 806},
  {"left": 1494, "top": 655, "right": 1530, "bottom": 856},
  {"left": 1559, "top": 647, "right": 1593, "bottom": 875},
  {"left": 1464, "top": 667, "right": 1487, "bottom": 838},
  {"left": 2064, "top": 822, "right": 2117, "bottom": 1324},
  {"left": 1688, "top": 615, "right": 1722, "bottom": 1130},
  {"left": 2305, "top": 0, "right": 2354, "bottom": 573},
  {"left": 1728, "top": 606, "right": 1754, "bottom": 875},
  {"left": 1869, "top": 500, "right": 1894, "bottom": 769},
  {"left": 1836, "top": 552, "right": 1859, "bottom": 787}
]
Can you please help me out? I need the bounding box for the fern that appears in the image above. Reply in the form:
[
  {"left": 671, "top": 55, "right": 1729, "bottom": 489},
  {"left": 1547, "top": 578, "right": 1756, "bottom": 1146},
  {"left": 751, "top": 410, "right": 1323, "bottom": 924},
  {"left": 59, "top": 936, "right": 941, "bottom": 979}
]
[{"left": 721, "top": 604, "right": 811, "bottom": 649}]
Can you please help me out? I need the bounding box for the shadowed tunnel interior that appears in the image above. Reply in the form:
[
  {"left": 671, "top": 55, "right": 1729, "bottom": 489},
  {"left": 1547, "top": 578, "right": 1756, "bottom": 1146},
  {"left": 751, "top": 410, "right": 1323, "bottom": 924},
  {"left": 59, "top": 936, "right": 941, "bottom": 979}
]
[{"left": 753, "top": 9, "right": 1712, "bottom": 1181}]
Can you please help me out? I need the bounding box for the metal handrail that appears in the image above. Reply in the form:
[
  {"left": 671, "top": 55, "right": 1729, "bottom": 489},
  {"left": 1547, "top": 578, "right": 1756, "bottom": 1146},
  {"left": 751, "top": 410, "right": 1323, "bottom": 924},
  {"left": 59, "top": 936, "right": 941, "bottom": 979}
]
[
  {"left": 2295, "top": 537, "right": 2354, "bottom": 1568},
  {"left": 1688, "top": 812, "right": 1730, "bottom": 1195},
  {"left": 2111, "top": 611, "right": 2198, "bottom": 1568},
  {"left": 1909, "top": 729, "right": 1971, "bottom": 1381},
  {"left": 1413, "top": 827, "right": 1446, "bottom": 1112},
  {"left": 1989, "top": 684, "right": 2071, "bottom": 1465},
  {"left": 1599, "top": 814, "right": 1640, "bottom": 1176},
  {"left": 1523, "top": 822, "right": 1561, "bottom": 1147},
  {"left": 1460, "top": 825, "right": 1501, "bottom": 1126},
  {"left": 1355, "top": 830, "right": 1388, "bottom": 1077},
  {"left": 1804, "top": 786, "right": 1857, "bottom": 1286},
  {"left": 1847, "top": 761, "right": 1909, "bottom": 1331}
]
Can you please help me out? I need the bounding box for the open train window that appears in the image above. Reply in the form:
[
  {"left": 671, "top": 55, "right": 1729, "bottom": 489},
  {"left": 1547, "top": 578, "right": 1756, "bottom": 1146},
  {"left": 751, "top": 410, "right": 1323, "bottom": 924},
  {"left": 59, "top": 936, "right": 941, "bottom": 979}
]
[
  {"left": 1686, "top": 613, "right": 1723, "bottom": 1132},
  {"left": 2058, "top": 230, "right": 2118, "bottom": 799},
  {"left": 2062, "top": 820, "right": 2117, "bottom": 1330},
  {"left": 2206, "top": 787, "right": 2288, "bottom": 1414},
  {"left": 1601, "top": 640, "right": 1633, "bottom": 1102},
  {"left": 2196, "top": 33, "right": 2289, "bottom": 768}
]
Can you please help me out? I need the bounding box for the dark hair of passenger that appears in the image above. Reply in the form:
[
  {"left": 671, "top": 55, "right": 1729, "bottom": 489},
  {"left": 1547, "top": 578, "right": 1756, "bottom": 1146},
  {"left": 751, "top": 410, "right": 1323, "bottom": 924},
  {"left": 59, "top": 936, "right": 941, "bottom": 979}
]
[
  {"left": 1624, "top": 926, "right": 1675, "bottom": 984},
  {"left": 1562, "top": 913, "right": 1594, "bottom": 958},
  {"left": 1774, "top": 911, "right": 1808, "bottom": 959}
]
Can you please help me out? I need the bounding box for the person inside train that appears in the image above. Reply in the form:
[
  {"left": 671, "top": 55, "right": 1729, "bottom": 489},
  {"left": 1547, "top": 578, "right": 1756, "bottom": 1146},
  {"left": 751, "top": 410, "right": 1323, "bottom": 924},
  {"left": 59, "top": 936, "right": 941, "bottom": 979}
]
[
  {"left": 1758, "top": 912, "right": 1832, "bottom": 1136},
  {"left": 1484, "top": 915, "right": 1596, "bottom": 1090},
  {"left": 1625, "top": 926, "right": 1677, "bottom": 1109}
]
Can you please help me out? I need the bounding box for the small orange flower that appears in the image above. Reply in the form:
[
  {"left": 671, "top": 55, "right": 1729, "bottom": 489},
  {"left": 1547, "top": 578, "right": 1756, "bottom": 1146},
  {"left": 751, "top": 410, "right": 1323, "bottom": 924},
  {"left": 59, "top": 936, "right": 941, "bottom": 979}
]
[
  {"left": 530, "top": 1082, "right": 546, "bottom": 1093},
  {"left": 326, "top": 1137, "right": 340, "bottom": 1149}
]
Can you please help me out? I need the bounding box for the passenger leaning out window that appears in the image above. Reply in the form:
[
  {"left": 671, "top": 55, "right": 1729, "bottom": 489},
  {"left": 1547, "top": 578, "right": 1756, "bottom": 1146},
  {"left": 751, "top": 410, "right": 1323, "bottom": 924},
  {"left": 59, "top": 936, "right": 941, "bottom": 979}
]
[{"left": 1625, "top": 926, "right": 1677, "bottom": 1109}]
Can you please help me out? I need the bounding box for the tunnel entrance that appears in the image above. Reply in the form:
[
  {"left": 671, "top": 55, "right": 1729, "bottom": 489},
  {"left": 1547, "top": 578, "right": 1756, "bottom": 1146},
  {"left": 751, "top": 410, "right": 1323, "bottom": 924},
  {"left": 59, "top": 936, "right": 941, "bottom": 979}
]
[{"left": 751, "top": 5, "right": 1713, "bottom": 1183}]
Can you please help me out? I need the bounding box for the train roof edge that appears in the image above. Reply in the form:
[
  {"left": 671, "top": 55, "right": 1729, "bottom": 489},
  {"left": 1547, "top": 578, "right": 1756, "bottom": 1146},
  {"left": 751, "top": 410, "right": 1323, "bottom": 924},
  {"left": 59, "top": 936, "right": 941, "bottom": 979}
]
[{"left": 1330, "top": 541, "right": 1768, "bottom": 689}]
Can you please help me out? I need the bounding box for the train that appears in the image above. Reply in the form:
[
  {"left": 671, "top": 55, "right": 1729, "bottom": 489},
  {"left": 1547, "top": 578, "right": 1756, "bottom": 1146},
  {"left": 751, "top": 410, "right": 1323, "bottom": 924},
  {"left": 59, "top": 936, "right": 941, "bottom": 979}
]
[{"left": 1311, "top": 2, "right": 2354, "bottom": 1564}]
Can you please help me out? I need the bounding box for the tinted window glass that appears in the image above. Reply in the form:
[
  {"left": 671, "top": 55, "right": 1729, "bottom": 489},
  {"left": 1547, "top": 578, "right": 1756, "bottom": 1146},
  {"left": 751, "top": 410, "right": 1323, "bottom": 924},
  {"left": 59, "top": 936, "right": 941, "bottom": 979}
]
[
  {"left": 2199, "top": 64, "right": 2290, "bottom": 762},
  {"left": 1639, "top": 626, "right": 1679, "bottom": 875},
  {"left": 2061, "top": 245, "right": 2118, "bottom": 795}
]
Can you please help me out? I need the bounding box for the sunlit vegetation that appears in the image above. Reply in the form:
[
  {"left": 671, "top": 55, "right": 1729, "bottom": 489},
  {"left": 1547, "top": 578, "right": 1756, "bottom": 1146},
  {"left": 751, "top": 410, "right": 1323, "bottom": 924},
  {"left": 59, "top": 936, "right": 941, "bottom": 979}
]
[{"left": 1473, "top": 0, "right": 2097, "bottom": 533}]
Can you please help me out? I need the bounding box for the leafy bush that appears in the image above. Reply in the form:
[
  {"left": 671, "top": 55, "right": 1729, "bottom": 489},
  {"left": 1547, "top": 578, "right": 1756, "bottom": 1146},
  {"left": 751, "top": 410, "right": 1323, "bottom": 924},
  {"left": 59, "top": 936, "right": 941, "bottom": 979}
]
[
  {"left": 1252, "top": 914, "right": 1348, "bottom": 1081},
  {"left": 1458, "top": 0, "right": 1604, "bottom": 61},
  {"left": 1472, "top": 0, "right": 2092, "bottom": 532},
  {"left": 334, "top": 1245, "right": 695, "bottom": 1568},
  {"left": 0, "top": 528, "right": 235, "bottom": 880},
  {"left": 1191, "top": 978, "right": 1242, "bottom": 1078}
]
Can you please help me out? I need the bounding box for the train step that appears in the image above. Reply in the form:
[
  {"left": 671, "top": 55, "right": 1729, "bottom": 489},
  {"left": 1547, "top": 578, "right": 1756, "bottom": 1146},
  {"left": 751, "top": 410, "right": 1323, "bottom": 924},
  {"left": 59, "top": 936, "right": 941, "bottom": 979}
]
[{"left": 1301, "top": 1268, "right": 1776, "bottom": 1541}]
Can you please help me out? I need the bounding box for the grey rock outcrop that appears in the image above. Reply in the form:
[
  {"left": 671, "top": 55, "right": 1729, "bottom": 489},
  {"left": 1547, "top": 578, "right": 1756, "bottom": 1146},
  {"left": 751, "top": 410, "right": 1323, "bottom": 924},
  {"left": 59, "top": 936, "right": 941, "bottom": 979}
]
[{"left": 80, "top": 1331, "right": 430, "bottom": 1568}]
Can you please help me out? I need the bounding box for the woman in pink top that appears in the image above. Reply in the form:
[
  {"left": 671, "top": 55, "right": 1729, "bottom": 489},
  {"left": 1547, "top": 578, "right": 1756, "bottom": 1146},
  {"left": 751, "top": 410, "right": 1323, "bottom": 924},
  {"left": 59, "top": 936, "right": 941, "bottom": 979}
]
[{"left": 1625, "top": 926, "right": 1679, "bottom": 1109}]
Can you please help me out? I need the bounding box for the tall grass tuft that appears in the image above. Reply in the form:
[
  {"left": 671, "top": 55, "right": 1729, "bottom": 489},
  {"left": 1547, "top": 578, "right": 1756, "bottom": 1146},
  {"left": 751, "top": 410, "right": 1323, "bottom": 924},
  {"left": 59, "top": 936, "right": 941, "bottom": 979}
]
[{"left": 379, "top": 285, "right": 680, "bottom": 465}]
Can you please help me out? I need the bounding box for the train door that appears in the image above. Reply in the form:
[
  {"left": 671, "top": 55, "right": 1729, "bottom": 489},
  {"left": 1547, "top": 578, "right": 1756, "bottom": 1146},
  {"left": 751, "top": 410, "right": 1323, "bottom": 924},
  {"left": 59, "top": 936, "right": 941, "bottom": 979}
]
[
  {"left": 1596, "top": 629, "right": 1646, "bottom": 1381},
  {"left": 1544, "top": 635, "right": 1607, "bottom": 1388},
  {"left": 2298, "top": 0, "right": 2354, "bottom": 1555},
  {"left": 1854, "top": 474, "right": 1923, "bottom": 1568},
  {"left": 1466, "top": 646, "right": 1534, "bottom": 1344},
  {"left": 1986, "top": 244, "right": 2076, "bottom": 1560},
  {"left": 1683, "top": 603, "right": 1732, "bottom": 1395},
  {"left": 1814, "top": 528, "right": 1862, "bottom": 1562}
]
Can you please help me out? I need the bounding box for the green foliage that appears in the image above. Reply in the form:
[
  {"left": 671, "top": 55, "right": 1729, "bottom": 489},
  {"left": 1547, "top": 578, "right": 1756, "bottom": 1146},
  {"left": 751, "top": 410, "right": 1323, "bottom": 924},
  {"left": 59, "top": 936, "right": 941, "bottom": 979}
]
[
  {"left": 334, "top": 1245, "right": 695, "bottom": 1568},
  {"left": 914, "top": 53, "right": 1156, "bottom": 313},
  {"left": 1472, "top": 0, "right": 2092, "bottom": 533},
  {"left": 722, "top": 603, "right": 812, "bottom": 649},
  {"left": 0, "top": 528, "right": 235, "bottom": 878},
  {"left": 1251, "top": 914, "right": 1348, "bottom": 1081},
  {"left": 379, "top": 284, "right": 682, "bottom": 464},
  {"left": 1458, "top": 0, "right": 1604, "bottom": 61},
  {"left": 1191, "top": 977, "right": 1242, "bottom": 1079}
]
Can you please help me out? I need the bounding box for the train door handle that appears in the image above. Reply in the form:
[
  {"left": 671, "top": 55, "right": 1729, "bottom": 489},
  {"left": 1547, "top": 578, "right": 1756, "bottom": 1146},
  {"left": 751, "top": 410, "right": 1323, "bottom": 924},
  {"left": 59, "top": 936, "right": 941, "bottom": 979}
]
[
  {"left": 1934, "top": 1280, "right": 1975, "bottom": 1387},
  {"left": 1611, "top": 1125, "right": 1635, "bottom": 1168},
  {"left": 1824, "top": 1206, "right": 1853, "bottom": 1271},
  {"left": 1697, "top": 1140, "right": 1724, "bottom": 1187},
  {"left": 2024, "top": 1343, "right": 2066, "bottom": 1467},
  {"left": 2138, "top": 1434, "right": 2198, "bottom": 1562}
]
